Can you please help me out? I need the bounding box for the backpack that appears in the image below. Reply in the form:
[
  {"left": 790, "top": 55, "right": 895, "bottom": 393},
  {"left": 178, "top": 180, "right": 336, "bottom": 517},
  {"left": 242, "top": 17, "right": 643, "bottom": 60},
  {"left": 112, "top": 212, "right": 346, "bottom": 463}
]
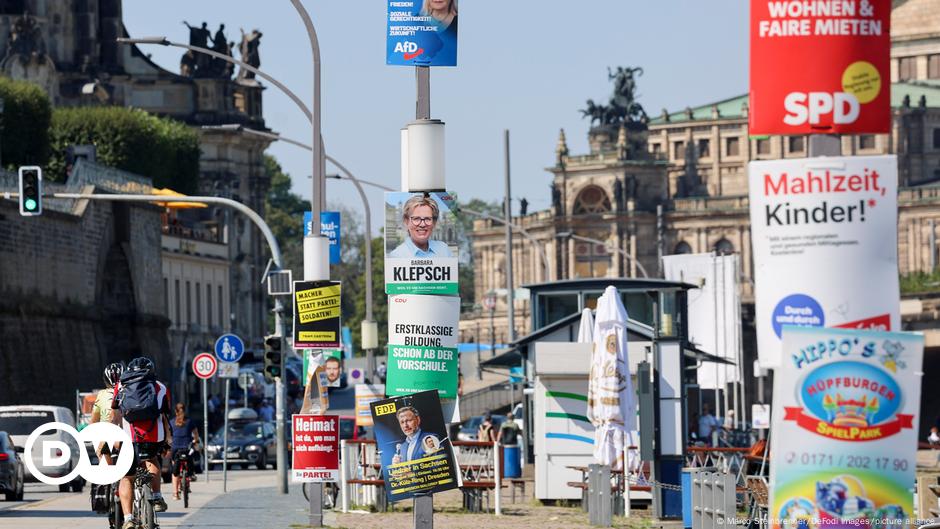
[
  {"left": 118, "top": 369, "right": 159, "bottom": 423},
  {"left": 90, "top": 483, "right": 110, "bottom": 513}
]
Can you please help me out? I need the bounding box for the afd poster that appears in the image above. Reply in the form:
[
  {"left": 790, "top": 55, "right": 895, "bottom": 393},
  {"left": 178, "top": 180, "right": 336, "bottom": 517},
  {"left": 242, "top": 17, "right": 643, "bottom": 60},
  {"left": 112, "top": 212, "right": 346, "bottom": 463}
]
[
  {"left": 387, "top": 294, "right": 460, "bottom": 398},
  {"left": 386, "top": 0, "right": 458, "bottom": 67},
  {"left": 370, "top": 390, "right": 459, "bottom": 502},
  {"left": 385, "top": 192, "right": 459, "bottom": 295},
  {"left": 769, "top": 326, "right": 923, "bottom": 529},
  {"left": 749, "top": 0, "right": 890, "bottom": 134},
  {"left": 293, "top": 280, "right": 342, "bottom": 349},
  {"left": 748, "top": 155, "right": 899, "bottom": 368}
]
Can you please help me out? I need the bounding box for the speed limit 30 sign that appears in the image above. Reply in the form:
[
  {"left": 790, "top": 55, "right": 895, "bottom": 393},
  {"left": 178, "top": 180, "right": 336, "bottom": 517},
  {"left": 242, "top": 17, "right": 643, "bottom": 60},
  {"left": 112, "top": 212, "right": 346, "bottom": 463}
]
[{"left": 192, "top": 353, "right": 218, "bottom": 379}]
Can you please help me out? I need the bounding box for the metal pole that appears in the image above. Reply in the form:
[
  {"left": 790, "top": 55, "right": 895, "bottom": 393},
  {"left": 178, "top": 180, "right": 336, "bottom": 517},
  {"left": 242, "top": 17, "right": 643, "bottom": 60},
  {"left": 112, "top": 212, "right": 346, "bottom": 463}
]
[
  {"left": 504, "top": 130, "right": 515, "bottom": 343},
  {"left": 490, "top": 307, "right": 496, "bottom": 357},
  {"left": 416, "top": 67, "right": 431, "bottom": 120},
  {"left": 203, "top": 378, "right": 209, "bottom": 483},
  {"left": 310, "top": 482, "right": 323, "bottom": 526},
  {"left": 476, "top": 322, "right": 482, "bottom": 380},
  {"left": 656, "top": 204, "right": 664, "bottom": 277},
  {"left": 244, "top": 378, "right": 248, "bottom": 408},
  {"left": 223, "top": 379, "right": 230, "bottom": 492},
  {"left": 414, "top": 494, "right": 433, "bottom": 529},
  {"left": 494, "top": 439, "right": 502, "bottom": 516}
]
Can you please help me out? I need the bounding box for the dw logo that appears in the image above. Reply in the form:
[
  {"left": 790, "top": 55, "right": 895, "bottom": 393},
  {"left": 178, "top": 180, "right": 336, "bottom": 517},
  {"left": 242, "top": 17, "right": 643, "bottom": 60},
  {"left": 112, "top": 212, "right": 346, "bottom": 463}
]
[{"left": 24, "top": 422, "right": 134, "bottom": 485}]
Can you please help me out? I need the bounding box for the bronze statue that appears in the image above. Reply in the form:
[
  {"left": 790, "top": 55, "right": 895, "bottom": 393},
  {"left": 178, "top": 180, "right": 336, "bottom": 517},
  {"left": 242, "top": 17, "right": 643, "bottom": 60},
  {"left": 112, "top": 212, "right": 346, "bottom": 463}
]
[
  {"left": 580, "top": 66, "right": 648, "bottom": 127},
  {"left": 237, "top": 28, "right": 262, "bottom": 80}
]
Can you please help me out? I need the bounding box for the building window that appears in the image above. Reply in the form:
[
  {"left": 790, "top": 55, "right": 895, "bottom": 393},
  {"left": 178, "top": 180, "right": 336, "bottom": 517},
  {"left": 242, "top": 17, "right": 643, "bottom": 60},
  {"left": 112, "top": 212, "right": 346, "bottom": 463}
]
[
  {"left": 859, "top": 135, "right": 877, "bottom": 150},
  {"left": 788, "top": 136, "right": 805, "bottom": 153},
  {"left": 697, "top": 139, "right": 710, "bottom": 158},
  {"left": 186, "top": 281, "right": 192, "bottom": 327},
  {"left": 930, "top": 55, "right": 940, "bottom": 79},
  {"left": 174, "top": 279, "right": 180, "bottom": 328},
  {"left": 674, "top": 141, "right": 686, "bottom": 160},
  {"left": 195, "top": 282, "right": 202, "bottom": 327},
  {"left": 206, "top": 284, "right": 213, "bottom": 330},
  {"left": 218, "top": 285, "right": 224, "bottom": 329},
  {"left": 714, "top": 238, "right": 735, "bottom": 256},
  {"left": 898, "top": 57, "right": 917, "bottom": 81},
  {"left": 651, "top": 143, "right": 662, "bottom": 155},
  {"left": 756, "top": 138, "right": 771, "bottom": 155},
  {"left": 726, "top": 137, "right": 740, "bottom": 156},
  {"left": 572, "top": 186, "right": 611, "bottom": 215},
  {"left": 674, "top": 241, "right": 692, "bottom": 254}
]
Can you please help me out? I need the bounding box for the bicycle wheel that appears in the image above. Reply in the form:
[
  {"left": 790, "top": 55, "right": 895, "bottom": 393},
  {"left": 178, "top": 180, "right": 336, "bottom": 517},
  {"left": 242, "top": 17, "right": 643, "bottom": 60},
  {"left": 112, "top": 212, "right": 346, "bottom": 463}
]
[
  {"left": 111, "top": 491, "right": 124, "bottom": 529},
  {"left": 141, "top": 490, "right": 156, "bottom": 529},
  {"left": 183, "top": 470, "right": 190, "bottom": 509}
]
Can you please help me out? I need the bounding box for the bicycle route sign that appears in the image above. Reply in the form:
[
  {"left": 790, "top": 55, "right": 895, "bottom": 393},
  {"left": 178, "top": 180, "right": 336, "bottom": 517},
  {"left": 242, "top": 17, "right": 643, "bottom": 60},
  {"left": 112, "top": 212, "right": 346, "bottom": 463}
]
[
  {"left": 192, "top": 353, "right": 218, "bottom": 380},
  {"left": 214, "top": 333, "right": 245, "bottom": 363}
]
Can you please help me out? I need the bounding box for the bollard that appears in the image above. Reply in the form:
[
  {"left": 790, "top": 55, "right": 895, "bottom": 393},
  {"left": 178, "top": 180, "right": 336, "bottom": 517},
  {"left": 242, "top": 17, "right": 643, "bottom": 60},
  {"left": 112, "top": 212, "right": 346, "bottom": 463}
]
[
  {"left": 414, "top": 493, "right": 433, "bottom": 529},
  {"left": 588, "top": 464, "right": 612, "bottom": 527}
]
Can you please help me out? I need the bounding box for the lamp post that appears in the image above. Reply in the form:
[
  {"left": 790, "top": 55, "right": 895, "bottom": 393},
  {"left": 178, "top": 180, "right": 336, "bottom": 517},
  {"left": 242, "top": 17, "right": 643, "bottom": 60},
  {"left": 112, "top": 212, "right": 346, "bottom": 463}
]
[{"left": 555, "top": 231, "right": 650, "bottom": 278}]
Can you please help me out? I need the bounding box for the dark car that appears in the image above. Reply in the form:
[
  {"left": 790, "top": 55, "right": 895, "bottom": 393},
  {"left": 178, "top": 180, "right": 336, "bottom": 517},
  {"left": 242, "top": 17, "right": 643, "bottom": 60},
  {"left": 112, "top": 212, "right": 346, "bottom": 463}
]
[
  {"left": 339, "top": 416, "right": 367, "bottom": 441},
  {"left": 0, "top": 431, "right": 24, "bottom": 501},
  {"left": 206, "top": 421, "right": 277, "bottom": 470}
]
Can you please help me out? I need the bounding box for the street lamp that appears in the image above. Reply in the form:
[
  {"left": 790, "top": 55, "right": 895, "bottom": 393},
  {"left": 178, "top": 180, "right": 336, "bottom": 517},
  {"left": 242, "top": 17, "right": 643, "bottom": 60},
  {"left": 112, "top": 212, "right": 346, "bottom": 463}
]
[{"left": 555, "top": 231, "right": 649, "bottom": 278}]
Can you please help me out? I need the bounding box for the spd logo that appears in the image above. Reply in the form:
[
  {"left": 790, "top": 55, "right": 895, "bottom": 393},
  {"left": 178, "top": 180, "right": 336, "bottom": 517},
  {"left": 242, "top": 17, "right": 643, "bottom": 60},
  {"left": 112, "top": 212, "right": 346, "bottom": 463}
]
[
  {"left": 24, "top": 422, "right": 134, "bottom": 485},
  {"left": 393, "top": 41, "right": 424, "bottom": 61}
]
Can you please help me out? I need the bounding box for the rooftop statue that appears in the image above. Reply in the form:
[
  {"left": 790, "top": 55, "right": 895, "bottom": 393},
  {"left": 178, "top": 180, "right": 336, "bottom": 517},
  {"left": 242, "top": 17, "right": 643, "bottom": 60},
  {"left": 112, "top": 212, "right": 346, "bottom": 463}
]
[{"left": 580, "top": 66, "right": 648, "bottom": 128}]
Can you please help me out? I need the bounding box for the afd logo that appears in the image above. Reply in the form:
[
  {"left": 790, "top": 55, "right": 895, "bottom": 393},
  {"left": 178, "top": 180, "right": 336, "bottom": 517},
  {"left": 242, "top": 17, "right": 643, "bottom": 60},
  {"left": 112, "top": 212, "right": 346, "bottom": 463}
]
[
  {"left": 394, "top": 41, "right": 424, "bottom": 61},
  {"left": 24, "top": 422, "right": 134, "bottom": 485}
]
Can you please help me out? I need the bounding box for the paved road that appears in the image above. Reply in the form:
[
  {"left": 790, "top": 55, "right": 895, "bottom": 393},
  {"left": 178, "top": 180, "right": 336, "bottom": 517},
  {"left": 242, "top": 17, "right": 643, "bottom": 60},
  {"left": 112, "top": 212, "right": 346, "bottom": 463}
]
[{"left": 0, "top": 469, "right": 334, "bottom": 529}]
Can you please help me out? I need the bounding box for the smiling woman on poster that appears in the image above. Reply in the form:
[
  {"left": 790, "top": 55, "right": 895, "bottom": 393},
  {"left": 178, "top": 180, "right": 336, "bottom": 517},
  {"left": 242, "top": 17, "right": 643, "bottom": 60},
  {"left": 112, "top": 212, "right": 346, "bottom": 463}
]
[
  {"left": 388, "top": 195, "right": 453, "bottom": 258},
  {"left": 422, "top": 0, "right": 456, "bottom": 32}
]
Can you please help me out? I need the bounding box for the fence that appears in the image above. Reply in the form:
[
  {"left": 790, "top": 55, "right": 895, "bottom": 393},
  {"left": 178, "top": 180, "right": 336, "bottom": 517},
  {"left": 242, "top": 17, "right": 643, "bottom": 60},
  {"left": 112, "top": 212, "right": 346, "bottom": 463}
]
[{"left": 685, "top": 446, "right": 750, "bottom": 491}]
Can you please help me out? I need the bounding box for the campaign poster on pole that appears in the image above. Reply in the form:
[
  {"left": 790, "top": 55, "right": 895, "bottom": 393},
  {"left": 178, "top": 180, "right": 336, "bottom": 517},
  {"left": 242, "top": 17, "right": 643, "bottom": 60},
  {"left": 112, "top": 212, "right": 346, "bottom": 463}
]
[
  {"left": 386, "top": 0, "right": 458, "bottom": 67},
  {"left": 304, "top": 211, "right": 342, "bottom": 265},
  {"left": 292, "top": 280, "right": 342, "bottom": 349},
  {"left": 355, "top": 384, "right": 385, "bottom": 427},
  {"left": 749, "top": 0, "right": 890, "bottom": 134},
  {"left": 370, "top": 390, "right": 459, "bottom": 502},
  {"left": 748, "top": 155, "right": 899, "bottom": 368},
  {"left": 768, "top": 326, "right": 923, "bottom": 529},
  {"left": 386, "top": 294, "right": 459, "bottom": 398},
  {"left": 385, "top": 192, "right": 459, "bottom": 295},
  {"left": 291, "top": 414, "right": 339, "bottom": 483},
  {"left": 303, "top": 350, "right": 344, "bottom": 388}
]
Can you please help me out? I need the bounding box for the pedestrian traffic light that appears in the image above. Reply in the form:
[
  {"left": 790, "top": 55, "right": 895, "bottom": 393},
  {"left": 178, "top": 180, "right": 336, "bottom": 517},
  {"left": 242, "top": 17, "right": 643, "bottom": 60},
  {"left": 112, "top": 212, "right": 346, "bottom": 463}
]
[
  {"left": 18, "top": 166, "right": 42, "bottom": 216},
  {"left": 263, "top": 335, "right": 282, "bottom": 381}
]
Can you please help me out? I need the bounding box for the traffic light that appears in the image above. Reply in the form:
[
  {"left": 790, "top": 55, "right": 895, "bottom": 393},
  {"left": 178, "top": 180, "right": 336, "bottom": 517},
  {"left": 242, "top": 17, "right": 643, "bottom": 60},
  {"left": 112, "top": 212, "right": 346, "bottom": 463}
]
[
  {"left": 18, "top": 166, "right": 42, "bottom": 216},
  {"left": 263, "top": 335, "right": 282, "bottom": 381}
]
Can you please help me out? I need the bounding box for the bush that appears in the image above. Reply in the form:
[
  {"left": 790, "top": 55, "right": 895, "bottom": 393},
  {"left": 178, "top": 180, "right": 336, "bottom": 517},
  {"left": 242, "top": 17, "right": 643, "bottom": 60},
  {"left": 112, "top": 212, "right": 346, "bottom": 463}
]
[
  {"left": 48, "top": 106, "right": 201, "bottom": 193},
  {"left": 0, "top": 77, "right": 52, "bottom": 169}
]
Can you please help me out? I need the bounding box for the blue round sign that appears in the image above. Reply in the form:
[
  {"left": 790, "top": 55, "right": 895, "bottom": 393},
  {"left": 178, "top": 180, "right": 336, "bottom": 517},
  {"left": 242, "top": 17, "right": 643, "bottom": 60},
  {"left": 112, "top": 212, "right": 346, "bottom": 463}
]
[
  {"left": 771, "top": 293, "right": 824, "bottom": 338},
  {"left": 214, "top": 333, "right": 244, "bottom": 363}
]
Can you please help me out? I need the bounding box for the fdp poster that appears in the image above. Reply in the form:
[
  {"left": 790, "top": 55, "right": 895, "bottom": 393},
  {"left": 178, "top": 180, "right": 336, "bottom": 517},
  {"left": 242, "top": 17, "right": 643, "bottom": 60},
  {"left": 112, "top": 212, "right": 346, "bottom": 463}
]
[
  {"left": 370, "top": 390, "right": 459, "bottom": 502},
  {"left": 769, "top": 326, "right": 923, "bottom": 529},
  {"left": 386, "top": 0, "right": 458, "bottom": 67},
  {"left": 291, "top": 414, "right": 339, "bottom": 483},
  {"left": 749, "top": 0, "right": 891, "bottom": 134},
  {"left": 293, "top": 280, "right": 342, "bottom": 348},
  {"left": 384, "top": 192, "right": 459, "bottom": 295},
  {"left": 748, "top": 155, "right": 899, "bottom": 368},
  {"left": 387, "top": 294, "right": 460, "bottom": 398}
]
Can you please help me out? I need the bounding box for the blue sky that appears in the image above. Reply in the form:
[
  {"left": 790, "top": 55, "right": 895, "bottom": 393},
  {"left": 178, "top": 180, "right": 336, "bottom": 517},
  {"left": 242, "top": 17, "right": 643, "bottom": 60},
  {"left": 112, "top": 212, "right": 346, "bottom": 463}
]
[{"left": 124, "top": 1, "right": 748, "bottom": 232}]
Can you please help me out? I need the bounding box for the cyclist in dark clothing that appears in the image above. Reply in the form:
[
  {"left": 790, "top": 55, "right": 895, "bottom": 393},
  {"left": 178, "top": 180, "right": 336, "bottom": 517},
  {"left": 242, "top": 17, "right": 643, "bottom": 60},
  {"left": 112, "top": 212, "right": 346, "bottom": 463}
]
[{"left": 169, "top": 403, "right": 200, "bottom": 501}]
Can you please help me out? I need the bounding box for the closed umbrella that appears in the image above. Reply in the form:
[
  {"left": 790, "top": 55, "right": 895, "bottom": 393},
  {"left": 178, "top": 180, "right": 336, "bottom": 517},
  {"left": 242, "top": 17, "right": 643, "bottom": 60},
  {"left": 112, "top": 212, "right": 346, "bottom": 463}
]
[{"left": 577, "top": 308, "right": 594, "bottom": 343}]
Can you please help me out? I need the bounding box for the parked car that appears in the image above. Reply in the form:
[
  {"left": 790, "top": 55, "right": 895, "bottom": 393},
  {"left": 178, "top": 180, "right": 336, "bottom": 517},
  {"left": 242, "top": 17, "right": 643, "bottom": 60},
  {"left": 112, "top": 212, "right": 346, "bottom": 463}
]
[
  {"left": 456, "top": 415, "right": 505, "bottom": 442},
  {"left": 206, "top": 419, "right": 277, "bottom": 470},
  {"left": 338, "top": 416, "right": 367, "bottom": 441},
  {"left": 0, "top": 405, "right": 84, "bottom": 492},
  {"left": 0, "top": 431, "right": 24, "bottom": 501}
]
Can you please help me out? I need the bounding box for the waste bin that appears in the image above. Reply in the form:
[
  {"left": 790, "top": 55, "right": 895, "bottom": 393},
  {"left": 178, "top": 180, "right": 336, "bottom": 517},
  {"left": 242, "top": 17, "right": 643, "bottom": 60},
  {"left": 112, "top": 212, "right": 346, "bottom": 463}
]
[
  {"left": 681, "top": 468, "right": 694, "bottom": 529},
  {"left": 503, "top": 445, "right": 521, "bottom": 478}
]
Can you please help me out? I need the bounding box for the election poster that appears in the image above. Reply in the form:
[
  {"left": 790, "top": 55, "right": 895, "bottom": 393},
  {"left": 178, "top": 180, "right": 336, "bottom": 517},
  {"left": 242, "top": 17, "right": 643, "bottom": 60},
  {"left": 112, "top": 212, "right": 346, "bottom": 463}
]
[
  {"left": 355, "top": 384, "right": 385, "bottom": 427},
  {"left": 386, "top": 0, "right": 458, "bottom": 67},
  {"left": 749, "top": 0, "right": 891, "bottom": 134},
  {"left": 387, "top": 294, "right": 460, "bottom": 398},
  {"left": 748, "top": 155, "right": 899, "bottom": 368},
  {"left": 303, "top": 211, "right": 341, "bottom": 265},
  {"left": 293, "top": 280, "right": 342, "bottom": 349},
  {"left": 292, "top": 414, "right": 339, "bottom": 483},
  {"left": 370, "top": 390, "right": 460, "bottom": 502},
  {"left": 303, "top": 350, "right": 344, "bottom": 388},
  {"left": 769, "top": 326, "right": 923, "bottom": 529},
  {"left": 385, "top": 192, "right": 459, "bottom": 295}
]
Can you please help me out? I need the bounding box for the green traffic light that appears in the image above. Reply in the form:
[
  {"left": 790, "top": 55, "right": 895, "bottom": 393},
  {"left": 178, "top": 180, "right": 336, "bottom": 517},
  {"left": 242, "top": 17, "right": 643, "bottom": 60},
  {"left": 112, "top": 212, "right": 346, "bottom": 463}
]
[{"left": 24, "top": 198, "right": 37, "bottom": 211}]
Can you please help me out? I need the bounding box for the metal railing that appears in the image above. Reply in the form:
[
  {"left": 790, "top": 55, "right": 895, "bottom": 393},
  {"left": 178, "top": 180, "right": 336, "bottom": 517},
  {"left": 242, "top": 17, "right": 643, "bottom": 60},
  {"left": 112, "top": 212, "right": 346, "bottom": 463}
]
[{"left": 685, "top": 446, "right": 750, "bottom": 490}]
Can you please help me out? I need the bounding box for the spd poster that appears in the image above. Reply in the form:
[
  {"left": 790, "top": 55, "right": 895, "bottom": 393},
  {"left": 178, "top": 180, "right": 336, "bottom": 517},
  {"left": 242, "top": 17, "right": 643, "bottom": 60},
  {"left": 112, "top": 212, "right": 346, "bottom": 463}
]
[
  {"left": 769, "top": 326, "right": 923, "bottom": 529},
  {"left": 749, "top": 0, "right": 891, "bottom": 134}
]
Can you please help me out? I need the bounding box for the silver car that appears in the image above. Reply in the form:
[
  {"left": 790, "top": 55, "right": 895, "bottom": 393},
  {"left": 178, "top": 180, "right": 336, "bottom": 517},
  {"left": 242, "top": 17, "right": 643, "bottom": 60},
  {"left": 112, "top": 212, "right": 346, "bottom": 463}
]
[{"left": 0, "top": 406, "right": 84, "bottom": 492}]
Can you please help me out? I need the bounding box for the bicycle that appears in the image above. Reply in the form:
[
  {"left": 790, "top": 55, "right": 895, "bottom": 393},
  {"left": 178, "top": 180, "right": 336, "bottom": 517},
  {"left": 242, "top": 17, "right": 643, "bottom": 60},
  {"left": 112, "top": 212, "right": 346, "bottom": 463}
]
[
  {"left": 130, "top": 465, "right": 158, "bottom": 529},
  {"left": 174, "top": 444, "right": 197, "bottom": 509},
  {"left": 109, "top": 481, "right": 124, "bottom": 529},
  {"left": 302, "top": 482, "right": 337, "bottom": 509}
]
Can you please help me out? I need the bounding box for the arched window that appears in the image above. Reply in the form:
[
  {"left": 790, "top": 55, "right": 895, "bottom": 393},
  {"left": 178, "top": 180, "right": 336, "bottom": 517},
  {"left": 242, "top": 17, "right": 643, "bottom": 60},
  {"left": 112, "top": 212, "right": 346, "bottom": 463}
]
[
  {"left": 572, "top": 186, "right": 611, "bottom": 215},
  {"left": 673, "top": 241, "right": 692, "bottom": 254},
  {"left": 714, "top": 238, "right": 735, "bottom": 256}
]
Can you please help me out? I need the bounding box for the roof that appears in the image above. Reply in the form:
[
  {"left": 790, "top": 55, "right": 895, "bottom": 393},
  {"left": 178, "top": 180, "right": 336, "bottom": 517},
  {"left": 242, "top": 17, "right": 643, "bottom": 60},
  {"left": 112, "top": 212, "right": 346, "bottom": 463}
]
[
  {"left": 891, "top": 0, "right": 940, "bottom": 40},
  {"left": 523, "top": 277, "right": 694, "bottom": 293}
]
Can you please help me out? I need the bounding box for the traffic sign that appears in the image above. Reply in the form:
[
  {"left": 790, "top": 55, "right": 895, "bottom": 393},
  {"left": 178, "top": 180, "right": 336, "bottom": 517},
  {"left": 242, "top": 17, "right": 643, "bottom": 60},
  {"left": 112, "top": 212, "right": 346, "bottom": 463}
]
[
  {"left": 192, "top": 353, "right": 218, "bottom": 380},
  {"left": 214, "top": 333, "right": 245, "bottom": 363},
  {"left": 483, "top": 295, "right": 497, "bottom": 310},
  {"left": 237, "top": 372, "right": 254, "bottom": 390},
  {"left": 218, "top": 362, "right": 239, "bottom": 379}
]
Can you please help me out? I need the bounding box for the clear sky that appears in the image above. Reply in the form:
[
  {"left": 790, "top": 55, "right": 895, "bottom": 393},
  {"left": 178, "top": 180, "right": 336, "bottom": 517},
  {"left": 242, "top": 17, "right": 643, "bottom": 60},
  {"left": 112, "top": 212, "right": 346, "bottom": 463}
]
[{"left": 123, "top": 1, "right": 749, "bottom": 232}]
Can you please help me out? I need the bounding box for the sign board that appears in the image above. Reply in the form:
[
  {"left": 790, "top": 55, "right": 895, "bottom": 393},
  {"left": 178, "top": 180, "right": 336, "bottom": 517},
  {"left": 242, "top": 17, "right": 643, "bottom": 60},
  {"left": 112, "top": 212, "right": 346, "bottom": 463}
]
[
  {"left": 304, "top": 211, "right": 341, "bottom": 265},
  {"left": 768, "top": 326, "right": 923, "bottom": 529},
  {"left": 302, "top": 349, "right": 343, "bottom": 385},
  {"left": 384, "top": 192, "right": 459, "bottom": 295},
  {"left": 237, "top": 372, "right": 254, "bottom": 390},
  {"left": 192, "top": 353, "right": 217, "bottom": 380},
  {"left": 291, "top": 414, "right": 339, "bottom": 483},
  {"left": 386, "top": 0, "right": 458, "bottom": 67},
  {"left": 748, "top": 155, "right": 899, "bottom": 368},
  {"left": 292, "top": 280, "right": 342, "bottom": 349},
  {"left": 752, "top": 403, "right": 770, "bottom": 430},
  {"left": 214, "top": 333, "right": 245, "bottom": 363},
  {"left": 355, "top": 384, "right": 385, "bottom": 427},
  {"left": 386, "top": 294, "right": 460, "bottom": 398},
  {"left": 749, "top": 0, "right": 891, "bottom": 134},
  {"left": 370, "top": 390, "right": 459, "bottom": 501},
  {"left": 217, "top": 362, "right": 239, "bottom": 379}
]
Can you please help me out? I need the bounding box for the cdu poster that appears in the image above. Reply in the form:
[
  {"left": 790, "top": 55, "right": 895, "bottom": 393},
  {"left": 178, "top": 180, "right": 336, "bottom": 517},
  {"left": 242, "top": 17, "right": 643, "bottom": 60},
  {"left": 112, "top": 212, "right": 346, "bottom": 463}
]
[{"left": 384, "top": 192, "right": 459, "bottom": 295}]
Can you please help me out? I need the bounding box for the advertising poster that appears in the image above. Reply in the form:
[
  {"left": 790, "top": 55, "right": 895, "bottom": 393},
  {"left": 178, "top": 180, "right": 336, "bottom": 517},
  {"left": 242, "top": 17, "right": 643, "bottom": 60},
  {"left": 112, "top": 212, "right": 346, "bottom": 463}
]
[
  {"left": 748, "top": 155, "right": 899, "bottom": 368},
  {"left": 769, "top": 326, "right": 923, "bottom": 529},
  {"left": 387, "top": 294, "right": 460, "bottom": 398},
  {"left": 292, "top": 280, "right": 342, "bottom": 349},
  {"left": 303, "top": 350, "right": 343, "bottom": 388},
  {"left": 385, "top": 191, "right": 459, "bottom": 295},
  {"left": 370, "top": 390, "right": 459, "bottom": 501},
  {"left": 303, "top": 211, "right": 342, "bottom": 265},
  {"left": 749, "top": 0, "right": 891, "bottom": 134},
  {"left": 291, "top": 414, "right": 339, "bottom": 483},
  {"left": 386, "top": 0, "right": 458, "bottom": 67},
  {"left": 355, "top": 384, "right": 385, "bottom": 427}
]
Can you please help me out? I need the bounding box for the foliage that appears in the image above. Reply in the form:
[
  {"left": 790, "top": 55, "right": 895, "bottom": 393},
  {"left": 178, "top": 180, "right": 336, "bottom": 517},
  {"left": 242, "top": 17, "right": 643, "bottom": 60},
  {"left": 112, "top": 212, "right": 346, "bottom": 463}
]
[
  {"left": 47, "top": 106, "right": 200, "bottom": 193},
  {"left": 455, "top": 198, "right": 503, "bottom": 311},
  {"left": 264, "top": 155, "right": 307, "bottom": 278},
  {"left": 900, "top": 270, "right": 940, "bottom": 294},
  {"left": 0, "top": 77, "right": 51, "bottom": 169}
]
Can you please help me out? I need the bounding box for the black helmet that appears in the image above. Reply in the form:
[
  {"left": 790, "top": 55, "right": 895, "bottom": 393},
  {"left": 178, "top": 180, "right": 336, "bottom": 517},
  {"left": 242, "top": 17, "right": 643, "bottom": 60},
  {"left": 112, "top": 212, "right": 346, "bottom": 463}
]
[
  {"left": 127, "top": 357, "right": 155, "bottom": 375},
  {"left": 103, "top": 362, "right": 125, "bottom": 387}
]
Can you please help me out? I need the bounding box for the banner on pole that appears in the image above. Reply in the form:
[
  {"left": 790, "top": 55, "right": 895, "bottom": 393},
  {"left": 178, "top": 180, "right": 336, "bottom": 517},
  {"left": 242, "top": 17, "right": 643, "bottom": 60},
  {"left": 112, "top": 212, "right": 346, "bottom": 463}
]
[
  {"left": 291, "top": 414, "right": 339, "bottom": 483},
  {"left": 292, "top": 280, "right": 342, "bottom": 349},
  {"left": 384, "top": 192, "right": 459, "bottom": 295},
  {"left": 355, "top": 384, "right": 385, "bottom": 427},
  {"left": 304, "top": 211, "right": 342, "bottom": 265},
  {"left": 769, "top": 326, "right": 923, "bottom": 529},
  {"left": 386, "top": 0, "right": 458, "bottom": 67},
  {"left": 748, "top": 155, "right": 899, "bottom": 368},
  {"left": 386, "top": 294, "right": 460, "bottom": 398}
]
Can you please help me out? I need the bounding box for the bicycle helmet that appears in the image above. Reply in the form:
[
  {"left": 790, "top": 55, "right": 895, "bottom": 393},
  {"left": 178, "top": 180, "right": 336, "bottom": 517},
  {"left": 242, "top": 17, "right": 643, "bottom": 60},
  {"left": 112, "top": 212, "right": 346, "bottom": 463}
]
[
  {"left": 103, "top": 361, "right": 125, "bottom": 387},
  {"left": 127, "top": 356, "right": 155, "bottom": 375}
]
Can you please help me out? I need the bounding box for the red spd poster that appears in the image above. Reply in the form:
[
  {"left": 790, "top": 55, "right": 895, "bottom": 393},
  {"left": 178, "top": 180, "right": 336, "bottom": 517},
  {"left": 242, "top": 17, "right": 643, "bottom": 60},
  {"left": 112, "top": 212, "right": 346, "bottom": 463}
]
[
  {"left": 291, "top": 415, "right": 339, "bottom": 482},
  {"left": 749, "top": 0, "right": 891, "bottom": 135}
]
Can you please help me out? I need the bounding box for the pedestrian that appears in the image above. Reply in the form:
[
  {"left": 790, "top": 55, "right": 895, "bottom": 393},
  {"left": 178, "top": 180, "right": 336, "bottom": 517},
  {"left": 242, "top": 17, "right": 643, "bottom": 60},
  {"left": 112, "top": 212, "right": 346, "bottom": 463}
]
[
  {"left": 698, "top": 404, "right": 720, "bottom": 446},
  {"left": 377, "top": 361, "right": 387, "bottom": 383},
  {"left": 478, "top": 414, "right": 496, "bottom": 443},
  {"left": 259, "top": 399, "right": 274, "bottom": 422},
  {"left": 496, "top": 412, "right": 521, "bottom": 446}
]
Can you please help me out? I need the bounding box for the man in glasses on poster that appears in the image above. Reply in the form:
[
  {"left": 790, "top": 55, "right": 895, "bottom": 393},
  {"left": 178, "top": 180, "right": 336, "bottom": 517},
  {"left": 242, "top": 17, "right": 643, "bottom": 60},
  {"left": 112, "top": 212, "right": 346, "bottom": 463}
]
[{"left": 388, "top": 194, "right": 453, "bottom": 258}]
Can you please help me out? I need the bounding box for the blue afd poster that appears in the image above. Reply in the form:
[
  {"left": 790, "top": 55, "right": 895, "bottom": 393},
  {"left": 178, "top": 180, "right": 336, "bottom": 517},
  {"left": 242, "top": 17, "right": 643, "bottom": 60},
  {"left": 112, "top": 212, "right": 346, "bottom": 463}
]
[
  {"left": 386, "top": 0, "right": 458, "bottom": 67},
  {"left": 304, "top": 211, "right": 341, "bottom": 265}
]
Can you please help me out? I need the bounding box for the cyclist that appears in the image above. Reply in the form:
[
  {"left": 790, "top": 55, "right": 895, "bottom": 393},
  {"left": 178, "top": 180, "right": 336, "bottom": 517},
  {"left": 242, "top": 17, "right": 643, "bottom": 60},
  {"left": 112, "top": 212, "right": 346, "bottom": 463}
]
[
  {"left": 92, "top": 362, "right": 125, "bottom": 464},
  {"left": 110, "top": 357, "right": 171, "bottom": 529},
  {"left": 169, "top": 403, "right": 200, "bottom": 501}
]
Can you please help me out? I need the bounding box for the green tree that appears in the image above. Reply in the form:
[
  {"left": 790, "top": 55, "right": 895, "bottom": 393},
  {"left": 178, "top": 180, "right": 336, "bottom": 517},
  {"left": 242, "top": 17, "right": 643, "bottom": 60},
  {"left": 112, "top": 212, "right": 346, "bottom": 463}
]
[{"left": 0, "top": 77, "right": 51, "bottom": 169}]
